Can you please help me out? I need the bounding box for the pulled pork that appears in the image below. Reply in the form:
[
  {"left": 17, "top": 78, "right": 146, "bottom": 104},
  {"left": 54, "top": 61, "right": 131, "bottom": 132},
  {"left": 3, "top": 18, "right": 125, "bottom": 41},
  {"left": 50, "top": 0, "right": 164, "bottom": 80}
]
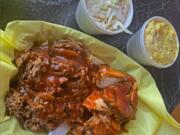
[{"left": 6, "top": 39, "right": 138, "bottom": 135}]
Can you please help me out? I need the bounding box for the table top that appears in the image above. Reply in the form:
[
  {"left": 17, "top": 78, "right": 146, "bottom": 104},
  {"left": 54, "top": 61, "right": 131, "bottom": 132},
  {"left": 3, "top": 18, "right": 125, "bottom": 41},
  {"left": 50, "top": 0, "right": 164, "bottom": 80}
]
[{"left": 0, "top": 0, "right": 180, "bottom": 112}]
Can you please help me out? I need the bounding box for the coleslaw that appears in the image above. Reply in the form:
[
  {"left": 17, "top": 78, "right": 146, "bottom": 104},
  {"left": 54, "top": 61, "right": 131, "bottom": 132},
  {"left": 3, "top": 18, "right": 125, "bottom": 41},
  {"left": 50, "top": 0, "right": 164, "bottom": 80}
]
[{"left": 85, "top": 0, "right": 132, "bottom": 34}]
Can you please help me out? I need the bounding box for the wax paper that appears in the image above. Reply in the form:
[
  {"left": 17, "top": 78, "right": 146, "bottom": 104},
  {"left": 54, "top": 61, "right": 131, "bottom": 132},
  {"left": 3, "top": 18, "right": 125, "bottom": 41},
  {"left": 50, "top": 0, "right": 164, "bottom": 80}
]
[{"left": 0, "top": 21, "right": 179, "bottom": 135}]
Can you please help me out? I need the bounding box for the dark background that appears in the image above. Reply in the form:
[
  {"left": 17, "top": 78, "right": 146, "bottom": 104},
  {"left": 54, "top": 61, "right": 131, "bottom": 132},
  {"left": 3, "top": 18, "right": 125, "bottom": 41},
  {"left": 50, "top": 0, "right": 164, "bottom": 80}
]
[{"left": 0, "top": 0, "right": 180, "bottom": 112}]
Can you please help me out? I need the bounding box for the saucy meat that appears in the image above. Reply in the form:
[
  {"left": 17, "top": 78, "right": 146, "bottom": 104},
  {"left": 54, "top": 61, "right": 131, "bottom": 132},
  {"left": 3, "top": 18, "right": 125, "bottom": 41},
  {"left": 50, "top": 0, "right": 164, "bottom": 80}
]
[{"left": 6, "top": 39, "right": 138, "bottom": 135}]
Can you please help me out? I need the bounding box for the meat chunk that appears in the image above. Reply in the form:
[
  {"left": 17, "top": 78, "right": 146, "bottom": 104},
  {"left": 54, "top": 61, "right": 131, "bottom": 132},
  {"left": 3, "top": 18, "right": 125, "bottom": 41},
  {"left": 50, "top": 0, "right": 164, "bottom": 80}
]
[{"left": 83, "top": 65, "right": 137, "bottom": 125}]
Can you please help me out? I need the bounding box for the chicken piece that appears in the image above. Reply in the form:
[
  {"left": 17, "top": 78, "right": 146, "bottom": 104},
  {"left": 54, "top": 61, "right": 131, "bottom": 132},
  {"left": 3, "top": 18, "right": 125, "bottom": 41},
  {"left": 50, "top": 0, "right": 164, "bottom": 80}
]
[{"left": 83, "top": 65, "right": 138, "bottom": 124}]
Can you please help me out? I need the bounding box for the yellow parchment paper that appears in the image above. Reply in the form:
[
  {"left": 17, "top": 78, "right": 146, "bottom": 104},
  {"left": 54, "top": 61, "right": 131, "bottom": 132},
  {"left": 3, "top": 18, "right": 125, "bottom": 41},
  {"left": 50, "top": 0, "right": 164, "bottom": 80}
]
[{"left": 0, "top": 21, "right": 179, "bottom": 135}]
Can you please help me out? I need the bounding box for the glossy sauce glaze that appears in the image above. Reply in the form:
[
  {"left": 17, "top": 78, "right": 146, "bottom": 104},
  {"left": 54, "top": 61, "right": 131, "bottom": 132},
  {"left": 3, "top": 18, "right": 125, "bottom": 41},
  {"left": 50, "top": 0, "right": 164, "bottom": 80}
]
[{"left": 6, "top": 39, "right": 138, "bottom": 135}]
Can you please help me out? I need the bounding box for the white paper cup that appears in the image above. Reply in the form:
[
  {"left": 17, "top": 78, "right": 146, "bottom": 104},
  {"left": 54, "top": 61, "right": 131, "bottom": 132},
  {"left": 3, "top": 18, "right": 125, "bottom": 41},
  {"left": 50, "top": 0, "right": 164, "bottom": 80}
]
[
  {"left": 76, "top": 0, "right": 134, "bottom": 35},
  {"left": 127, "top": 16, "right": 179, "bottom": 68}
]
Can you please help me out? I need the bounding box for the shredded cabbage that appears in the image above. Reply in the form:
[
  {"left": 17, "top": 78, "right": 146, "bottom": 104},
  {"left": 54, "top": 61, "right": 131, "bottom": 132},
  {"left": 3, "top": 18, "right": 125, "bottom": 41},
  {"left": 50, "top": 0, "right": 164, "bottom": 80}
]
[{"left": 86, "top": 0, "right": 132, "bottom": 34}]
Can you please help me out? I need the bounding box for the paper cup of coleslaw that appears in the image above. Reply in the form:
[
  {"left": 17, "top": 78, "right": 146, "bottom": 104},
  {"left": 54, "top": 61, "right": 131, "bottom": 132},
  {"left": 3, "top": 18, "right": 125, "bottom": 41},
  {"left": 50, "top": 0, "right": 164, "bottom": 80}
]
[
  {"left": 127, "top": 16, "right": 179, "bottom": 68},
  {"left": 76, "top": 0, "right": 134, "bottom": 35}
]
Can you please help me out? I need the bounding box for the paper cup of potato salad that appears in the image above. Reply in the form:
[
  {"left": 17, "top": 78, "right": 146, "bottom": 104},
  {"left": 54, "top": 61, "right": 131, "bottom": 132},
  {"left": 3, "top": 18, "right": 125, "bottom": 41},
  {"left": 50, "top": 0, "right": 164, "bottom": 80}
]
[{"left": 127, "top": 16, "right": 179, "bottom": 68}]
